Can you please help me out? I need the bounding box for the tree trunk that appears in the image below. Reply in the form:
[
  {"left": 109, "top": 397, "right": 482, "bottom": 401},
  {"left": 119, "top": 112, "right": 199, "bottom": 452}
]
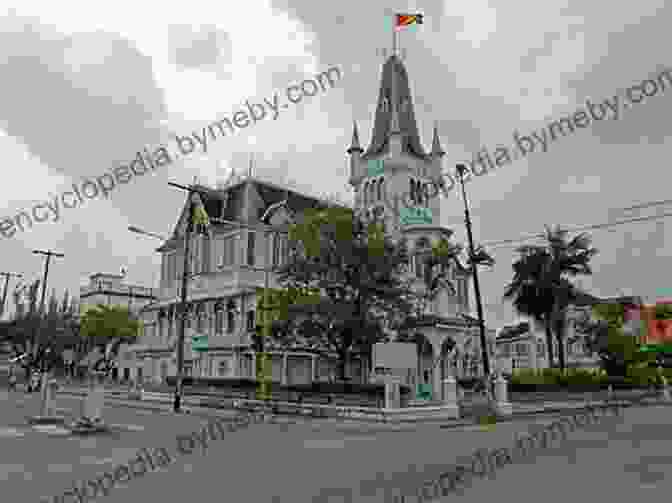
[
  {"left": 544, "top": 313, "right": 555, "bottom": 368},
  {"left": 555, "top": 315, "right": 567, "bottom": 372}
]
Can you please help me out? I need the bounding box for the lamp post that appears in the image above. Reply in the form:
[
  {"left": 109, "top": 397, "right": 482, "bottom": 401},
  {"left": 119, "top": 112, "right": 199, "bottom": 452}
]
[{"left": 455, "top": 164, "right": 491, "bottom": 380}]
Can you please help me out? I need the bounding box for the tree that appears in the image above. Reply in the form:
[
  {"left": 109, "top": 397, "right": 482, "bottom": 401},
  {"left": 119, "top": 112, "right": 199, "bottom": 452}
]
[
  {"left": 575, "top": 303, "right": 653, "bottom": 376},
  {"left": 504, "top": 225, "right": 598, "bottom": 371},
  {"left": 79, "top": 305, "right": 140, "bottom": 375},
  {"left": 271, "top": 207, "right": 416, "bottom": 380},
  {"left": 2, "top": 283, "right": 80, "bottom": 386}
]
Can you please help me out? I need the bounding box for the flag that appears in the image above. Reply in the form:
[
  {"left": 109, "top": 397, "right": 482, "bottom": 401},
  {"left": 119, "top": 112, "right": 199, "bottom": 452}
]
[
  {"left": 395, "top": 13, "right": 423, "bottom": 29},
  {"left": 191, "top": 196, "right": 211, "bottom": 237}
]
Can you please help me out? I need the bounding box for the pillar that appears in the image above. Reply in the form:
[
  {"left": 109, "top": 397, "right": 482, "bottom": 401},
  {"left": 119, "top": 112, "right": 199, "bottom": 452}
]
[
  {"left": 384, "top": 378, "right": 401, "bottom": 409},
  {"left": 232, "top": 350, "right": 239, "bottom": 378},
  {"left": 494, "top": 373, "right": 512, "bottom": 416},
  {"left": 311, "top": 354, "right": 317, "bottom": 384},
  {"left": 281, "top": 353, "right": 288, "bottom": 386},
  {"left": 431, "top": 344, "right": 442, "bottom": 402}
]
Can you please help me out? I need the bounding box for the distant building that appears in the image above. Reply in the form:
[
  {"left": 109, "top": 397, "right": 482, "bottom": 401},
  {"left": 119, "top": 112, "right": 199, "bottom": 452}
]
[{"left": 79, "top": 273, "right": 158, "bottom": 381}]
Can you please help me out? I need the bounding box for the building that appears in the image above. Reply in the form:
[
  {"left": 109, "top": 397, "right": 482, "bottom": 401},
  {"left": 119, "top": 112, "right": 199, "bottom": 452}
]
[
  {"left": 130, "top": 51, "right": 494, "bottom": 396},
  {"left": 494, "top": 294, "right": 643, "bottom": 373},
  {"left": 347, "top": 53, "right": 495, "bottom": 395},
  {"left": 79, "top": 273, "right": 158, "bottom": 381}
]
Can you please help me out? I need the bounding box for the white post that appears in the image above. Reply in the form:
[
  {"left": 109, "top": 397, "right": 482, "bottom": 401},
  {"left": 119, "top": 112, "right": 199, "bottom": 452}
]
[
  {"left": 441, "top": 376, "right": 460, "bottom": 418},
  {"left": 494, "top": 373, "right": 512, "bottom": 416},
  {"left": 659, "top": 366, "right": 671, "bottom": 402},
  {"left": 281, "top": 353, "right": 288, "bottom": 386},
  {"left": 384, "top": 378, "right": 401, "bottom": 409}
]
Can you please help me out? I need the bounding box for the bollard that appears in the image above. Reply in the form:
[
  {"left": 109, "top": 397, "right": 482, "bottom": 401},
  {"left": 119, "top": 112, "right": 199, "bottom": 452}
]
[{"left": 494, "top": 374, "right": 513, "bottom": 416}]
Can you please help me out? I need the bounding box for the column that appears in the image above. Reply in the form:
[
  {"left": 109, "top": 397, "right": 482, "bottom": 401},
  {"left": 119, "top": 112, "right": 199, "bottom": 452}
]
[
  {"left": 281, "top": 352, "right": 288, "bottom": 386},
  {"left": 233, "top": 350, "right": 239, "bottom": 378},
  {"left": 311, "top": 354, "right": 317, "bottom": 384},
  {"left": 431, "top": 343, "right": 442, "bottom": 402}
]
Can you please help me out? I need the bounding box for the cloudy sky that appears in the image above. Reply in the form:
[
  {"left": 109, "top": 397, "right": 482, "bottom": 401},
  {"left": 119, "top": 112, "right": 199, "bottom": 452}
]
[{"left": 0, "top": 0, "right": 670, "bottom": 328}]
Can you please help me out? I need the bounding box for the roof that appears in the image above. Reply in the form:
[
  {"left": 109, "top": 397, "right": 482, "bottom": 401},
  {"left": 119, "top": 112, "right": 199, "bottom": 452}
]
[
  {"left": 363, "top": 55, "right": 429, "bottom": 160},
  {"left": 157, "top": 178, "right": 343, "bottom": 252}
]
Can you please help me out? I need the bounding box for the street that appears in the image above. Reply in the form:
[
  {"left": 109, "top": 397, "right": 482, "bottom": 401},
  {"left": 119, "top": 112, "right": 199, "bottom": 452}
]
[{"left": 2, "top": 389, "right": 671, "bottom": 502}]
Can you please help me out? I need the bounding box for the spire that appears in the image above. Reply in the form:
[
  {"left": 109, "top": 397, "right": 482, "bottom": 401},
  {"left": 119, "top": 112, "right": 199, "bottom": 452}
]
[
  {"left": 364, "top": 55, "right": 428, "bottom": 159},
  {"left": 347, "top": 121, "right": 363, "bottom": 154},
  {"left": 431, "top": 122, "right": 445, "bottom": 157}
]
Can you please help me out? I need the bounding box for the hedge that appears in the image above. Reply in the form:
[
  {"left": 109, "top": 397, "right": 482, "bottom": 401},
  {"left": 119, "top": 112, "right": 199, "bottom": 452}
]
[{"left": 508, "top": 367, "right": 672, "bottom": 392}]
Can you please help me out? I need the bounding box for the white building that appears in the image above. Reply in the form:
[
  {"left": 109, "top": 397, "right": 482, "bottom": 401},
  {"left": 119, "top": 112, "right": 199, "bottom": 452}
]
[{"left": 79, "top": 273, "right": 158, "bottom": 381}]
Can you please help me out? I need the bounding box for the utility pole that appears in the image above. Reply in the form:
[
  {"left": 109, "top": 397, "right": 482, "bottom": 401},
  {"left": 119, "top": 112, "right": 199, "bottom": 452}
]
[
  {"left": 0, "top": 272, "right": 23, "bottom": 319},
  {"left": 168, "top": 182, "right": 203, "bottom": 414},
  {"left": 31, "top": 249, "right": 64, "bottom": 421},
  {"left": 455, "top": 165, "right": 491, "bottom": 379}
]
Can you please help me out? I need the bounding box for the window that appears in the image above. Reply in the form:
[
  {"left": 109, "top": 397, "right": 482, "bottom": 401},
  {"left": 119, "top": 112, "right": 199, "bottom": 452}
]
[
  {"left": 226, "top": 301, "right": 236, "bottom": 334},
  {"left": 247, "top": 310, "right": 255, "bottom": 331},
  {"left": 500, "top": 344, "right": 510, "bottom": 357},
  {"left": 247, "top": 231, "right": 256, "bottom": 266},
  {"left": 272, "top": 234, "right": 280, "bottom": 267},
  {"left": 215, "top": 304, "right": 224, "bottom": 334},
  {"left": 537, "top": 341, "right": 545, "bottom": 356},
  {"left": 415, "top": 255, "right": 424, "bottom": 279},
  {"left": 202, "top": 237, "right": 210, "bottom": 273}
]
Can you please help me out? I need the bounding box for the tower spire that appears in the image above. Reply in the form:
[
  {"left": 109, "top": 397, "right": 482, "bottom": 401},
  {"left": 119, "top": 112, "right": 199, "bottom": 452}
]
[{"left": 431, "top": 122, "right": 445, "bottom": 157}]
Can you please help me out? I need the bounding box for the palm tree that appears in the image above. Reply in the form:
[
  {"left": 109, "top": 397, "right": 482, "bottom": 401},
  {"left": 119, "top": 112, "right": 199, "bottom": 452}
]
[{"left": 504, "top": 225, "right": 598, "bottom": 371}]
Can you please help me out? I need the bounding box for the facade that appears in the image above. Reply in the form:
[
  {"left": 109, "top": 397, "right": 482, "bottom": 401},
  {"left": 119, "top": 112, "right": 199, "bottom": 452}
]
[
  {"left": 132, "top": 176, "right": 371, "bottom": 386},
  {"left": 79, "top": 273, "right": 158, "bottom": 381}
]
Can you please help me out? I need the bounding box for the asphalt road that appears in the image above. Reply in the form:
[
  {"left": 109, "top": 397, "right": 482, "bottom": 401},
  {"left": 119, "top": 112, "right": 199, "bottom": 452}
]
[{"left": 2, "top": 390, "right": 671, "bottom": 502}]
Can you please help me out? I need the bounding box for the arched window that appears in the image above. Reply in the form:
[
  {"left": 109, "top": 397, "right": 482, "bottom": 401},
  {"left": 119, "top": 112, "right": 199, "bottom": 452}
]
[
  {"left": 376, "top": 178, "right": 382, "bottom": 201},
  {"left": 369, "top": 181, "right": 375, "bottom": 203},
  {"left": 214, "top": 301, "right": 225, "bottom": 334},
  {"left": 362, "top": 182, "right": 368, "bottom": 205},
  {"left": 409, "top": 179, "right": 415, "bottom": 204},
  {"left": 226, "top": 300, "right": 236, "bottom": 334}
]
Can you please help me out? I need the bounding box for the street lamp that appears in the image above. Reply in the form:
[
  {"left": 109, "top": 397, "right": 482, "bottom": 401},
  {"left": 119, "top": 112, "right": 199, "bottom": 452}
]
[{"left": 455, "top": 164, "right": 491, "bottom": 381}]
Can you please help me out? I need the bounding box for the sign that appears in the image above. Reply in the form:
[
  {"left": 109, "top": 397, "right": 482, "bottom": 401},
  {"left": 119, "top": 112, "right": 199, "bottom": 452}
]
[
  {"left": 373, "top": 342, "right": 417, "bottom": 369},
  {"left": 367, "top": 159, "right": 385, "bottom": 177},
  {"left": 416, "top": 383, "right": 432, "bottom": 400},
  {"left": 191, "top": 333, "right": 208, "bottom": 352},
  {"left": 399, "top": 206, "right": 432, "bottom": 225}
]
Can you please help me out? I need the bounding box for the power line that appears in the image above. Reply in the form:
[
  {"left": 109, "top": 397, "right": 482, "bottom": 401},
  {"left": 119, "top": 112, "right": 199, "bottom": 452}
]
[{"left": 479, "top": 210, "right": 672, "bottom": 249}]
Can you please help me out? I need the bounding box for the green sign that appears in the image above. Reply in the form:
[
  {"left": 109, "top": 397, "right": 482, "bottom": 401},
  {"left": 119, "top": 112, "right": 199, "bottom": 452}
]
[
  {"left": 191, "top": 334, "right": 208, "bottom": 352},
  {"left": 416, "top": 383, "right": 432, "bottom": 400},
  {"left": 367, "top": 159, "right": 385, "bottom": 177},
  {"left": 400, "top": 206, "right": 432, "bottom": 225}
]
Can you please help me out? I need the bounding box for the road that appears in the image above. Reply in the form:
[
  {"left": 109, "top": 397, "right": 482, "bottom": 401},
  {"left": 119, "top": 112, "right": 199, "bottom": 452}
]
[
  {"left": 1, "top": 390, "right": 670, "bottom": 502},
  {"left": 442, "top": 403, "right": 672, "bottom": 503}
]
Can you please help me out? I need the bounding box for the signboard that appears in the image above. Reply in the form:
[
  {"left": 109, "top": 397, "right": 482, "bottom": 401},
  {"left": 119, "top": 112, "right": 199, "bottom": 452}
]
[
  {"left": 191, "top": 333, "right": 208, "bottom": 352},
  {"left": 367, "top": 159, "right": 385, "bottom": 177},
  {"left": 639, "top": 304, "right": 672, "bottom": 353},
  {"left": 373, "top": 342, "right": 417, "bottom": 369},
  {"left": 399, "top": 206, "right": 432, "bottom": 225}
]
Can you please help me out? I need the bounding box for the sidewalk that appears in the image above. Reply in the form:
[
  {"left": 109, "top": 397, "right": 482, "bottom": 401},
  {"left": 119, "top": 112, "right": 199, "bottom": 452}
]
[{"left": 51, "top": 385, "right": 668, "bottom": 430}]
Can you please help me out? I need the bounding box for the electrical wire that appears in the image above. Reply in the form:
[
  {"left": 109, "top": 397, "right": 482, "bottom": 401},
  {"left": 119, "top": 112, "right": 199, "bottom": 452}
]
[{"left": 479, "top": 210, "right": 672, "bottom": 249}]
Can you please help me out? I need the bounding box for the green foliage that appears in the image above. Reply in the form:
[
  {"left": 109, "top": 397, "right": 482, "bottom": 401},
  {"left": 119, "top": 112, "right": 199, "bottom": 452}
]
[
  {"left": 276, "top": 208, "right": 414, "bottom": 379},
  {"left": 510, "top": 366, "right": 672, "bottom": 388},
  {"left": 504, "top": 225, "right": 598, "bottom": 370},
  {"left": 79, "top": 305, "right": 140, "bottom": 368}
]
